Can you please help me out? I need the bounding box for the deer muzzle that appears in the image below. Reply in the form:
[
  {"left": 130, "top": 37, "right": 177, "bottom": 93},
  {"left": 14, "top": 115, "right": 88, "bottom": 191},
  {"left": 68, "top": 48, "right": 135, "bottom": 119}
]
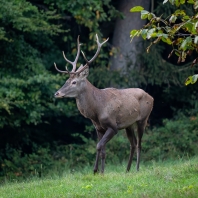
[{"left": 54, "top": 91, "right": 65, "bottom": 98}]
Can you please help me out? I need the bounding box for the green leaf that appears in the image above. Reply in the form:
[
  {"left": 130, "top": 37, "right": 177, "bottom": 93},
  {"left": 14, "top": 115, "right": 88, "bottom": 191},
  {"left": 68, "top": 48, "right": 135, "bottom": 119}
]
[
  {"left": 146, "top": 28, "right": 156, "bottom": 39},
  {"left": 156, "top": 33, "right": 167, "bottom": 38},
  {"left": 169, "top": 15, "right": 177, "bottom": 23},
  {"left": 130, "top": 29, "right": 139, "bottom": 36},
  {"left": 187, "top": 0, "right": 195, "bottom": 4},
  {"left": 186, "top": 36, "right": 193, "bottom": 43},
  {"left": 185, "top": 76, "right": 192, "bottom": 85},
  {"left": 148, "top": 13, "right": 154, "bottom": 20},
  {"left": 184, "top": 22, "right": 193, "bottom": 32},
  {"left": 141, "top": 10, "right": 149, "bottom": 19},
  {"left": 130, "top": 29, "right": 140, "bottom": 42},
  {"left": 130, "top": 6, "right": 144, "bottom": 12},
  {"left": 180, "top": 37, "right": 192, "bottom": 50},
  {"left": 180, "top": 0, "right": 185, "bottom": 4},
  {"left": 141, "top": 29, "right": 148, "bottom": 40},
  {"left": 175, "top": 0, "right": 180, "bottom": 7},
  {"left": 150, "top": 33, "right": 158, "bottom": 38},
  {"left": 182, "top": 15, "right": 190, "bottom": 20},
  {"left": 161, "top": 36, "right": 172, "bottom": 45},
  {"left": 174, "top": 9, "right": 186, "bottom": 16},
  {"left": 185, "top": 74, "right": 198, "bottom": 85},
  {"left": 180, "top": 39, "right": 187, "bottom": 50}
]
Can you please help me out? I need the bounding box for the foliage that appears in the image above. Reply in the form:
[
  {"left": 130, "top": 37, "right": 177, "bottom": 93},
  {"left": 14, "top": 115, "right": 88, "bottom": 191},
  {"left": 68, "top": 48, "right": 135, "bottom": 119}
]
[
  {"left": 1, "top": 111, "right": 198, "bottom": 179},
  {"left": 185, "top": 74, "right": 198, "bottom": 85},
  {"left": 0, "top": 0, "right": 124, "bottom": 181},
  {"left": 142, "top": 112, "right": 198, "bottom": 161},
  {"left": 130, "top": 0, "right": 198, "bottom": 85},
  {"left": 44, "top": 0, "right": 121, "bottom": 33},
  {"left": 1, "top": 157, "right": 198, "bottom": 198},
  {"left": 0, "top": 0, "right": 121, "bottom": 149},
  {"left": 0, "top": 0, "right": 84, "bottom": 155}
]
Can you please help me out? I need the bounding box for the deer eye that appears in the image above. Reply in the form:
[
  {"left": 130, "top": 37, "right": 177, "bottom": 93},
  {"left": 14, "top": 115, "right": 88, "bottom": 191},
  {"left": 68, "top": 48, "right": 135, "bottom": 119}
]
[{"left": 72, "top": 81, "right": 76, "bottom": 85}]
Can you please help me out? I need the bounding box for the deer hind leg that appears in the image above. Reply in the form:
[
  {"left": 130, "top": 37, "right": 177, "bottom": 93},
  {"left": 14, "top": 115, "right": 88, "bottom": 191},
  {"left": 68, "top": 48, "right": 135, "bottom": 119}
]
[
  {"left": 136, "top": 120, "right": 147, "bottom": 171},
  {"left": 126, "top": 126, "right": 137, "bottom": 172},
  {"left": 94, "top": 127, "right": 116, "bottom": 174}
]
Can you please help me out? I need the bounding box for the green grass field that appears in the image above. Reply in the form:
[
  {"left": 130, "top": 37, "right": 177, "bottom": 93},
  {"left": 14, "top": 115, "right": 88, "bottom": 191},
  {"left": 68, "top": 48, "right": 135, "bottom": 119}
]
[{"left": 0, "top": 157, "right": 198, "bottom": 198}]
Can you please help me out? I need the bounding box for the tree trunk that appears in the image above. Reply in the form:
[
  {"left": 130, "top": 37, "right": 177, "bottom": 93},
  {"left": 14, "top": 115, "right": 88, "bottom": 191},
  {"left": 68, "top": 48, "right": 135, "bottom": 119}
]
[{"left": 110, "top": 0, "right": 150, "bottom": 71}]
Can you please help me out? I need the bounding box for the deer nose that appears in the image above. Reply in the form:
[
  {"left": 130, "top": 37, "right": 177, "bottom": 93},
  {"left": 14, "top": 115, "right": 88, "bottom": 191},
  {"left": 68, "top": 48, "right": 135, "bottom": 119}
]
[{"left": 54, "top": 91, "right": 60, "bottom": 97}]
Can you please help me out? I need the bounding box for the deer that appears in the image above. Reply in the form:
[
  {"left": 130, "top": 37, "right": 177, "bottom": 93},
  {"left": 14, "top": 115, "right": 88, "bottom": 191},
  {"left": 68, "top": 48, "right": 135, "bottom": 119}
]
[{"left": 54, "top": 34, "right": 154, "bottom": 174}]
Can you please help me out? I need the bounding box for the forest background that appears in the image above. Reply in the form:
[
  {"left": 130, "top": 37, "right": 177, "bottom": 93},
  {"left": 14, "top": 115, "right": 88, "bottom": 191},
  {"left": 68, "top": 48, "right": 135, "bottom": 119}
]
[{"left": 0, "top": 0, "right": 198, "bottom": 180}]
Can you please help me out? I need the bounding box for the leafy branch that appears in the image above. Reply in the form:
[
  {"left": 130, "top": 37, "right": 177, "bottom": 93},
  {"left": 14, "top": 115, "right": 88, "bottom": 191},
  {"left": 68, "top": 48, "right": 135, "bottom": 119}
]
[{"left": 130, "top": 0, "right": 198, "bottom": 85}]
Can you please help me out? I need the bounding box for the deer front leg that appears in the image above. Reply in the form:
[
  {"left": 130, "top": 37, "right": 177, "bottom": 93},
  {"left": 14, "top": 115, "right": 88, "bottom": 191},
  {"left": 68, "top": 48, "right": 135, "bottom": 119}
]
[
  {"left": 94, "top": 127, "right": 116, "bottom": 174},
  {"left": 93, "top": 145, "right": 106, "bottom": 174},
  {"left": 100, "top": 145, "right": 106, "bottom": 174},
  {"left": 93, "top": 151, "right": 100, "bottom": 174},
  {"left": 93, "top": 131, "right": 104, "bottom": 174}
]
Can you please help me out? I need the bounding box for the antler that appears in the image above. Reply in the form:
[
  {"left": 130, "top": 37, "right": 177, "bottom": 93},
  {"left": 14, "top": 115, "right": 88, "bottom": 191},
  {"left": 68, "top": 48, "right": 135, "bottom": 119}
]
[
  {"left": 81, "top": 34, "right": 109, "bottom": 67},
  {"left": 54, "top": 35, "right": 81, "bottom": 74},
  {"left": 54, "top": 34, "right": 109, "bottom": 74}
]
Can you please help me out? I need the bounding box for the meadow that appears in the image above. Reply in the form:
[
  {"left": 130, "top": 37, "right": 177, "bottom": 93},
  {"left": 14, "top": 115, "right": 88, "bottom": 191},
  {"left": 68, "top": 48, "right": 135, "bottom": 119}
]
[{"left": 0, "top": 156, "right": 198, "bottom": 198}]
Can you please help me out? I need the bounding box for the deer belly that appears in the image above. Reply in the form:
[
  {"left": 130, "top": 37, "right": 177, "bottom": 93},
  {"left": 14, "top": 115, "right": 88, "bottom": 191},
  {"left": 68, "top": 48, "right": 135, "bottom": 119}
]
[{"left": 116, "top": 108, "right": 140, "bottom": 129}]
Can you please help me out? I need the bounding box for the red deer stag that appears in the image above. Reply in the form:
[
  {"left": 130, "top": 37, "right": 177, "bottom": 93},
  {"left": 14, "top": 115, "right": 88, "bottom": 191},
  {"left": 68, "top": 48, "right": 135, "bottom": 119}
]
[{"left": 54, "top": 34, "right": 153, "bottom": 174}]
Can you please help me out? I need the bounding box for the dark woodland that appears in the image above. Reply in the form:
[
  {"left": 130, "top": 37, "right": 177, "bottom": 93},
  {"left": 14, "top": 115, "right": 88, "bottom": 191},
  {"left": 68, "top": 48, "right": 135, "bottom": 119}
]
[{"left": 0, "top": 0, "right": 198, "bottom": 179}]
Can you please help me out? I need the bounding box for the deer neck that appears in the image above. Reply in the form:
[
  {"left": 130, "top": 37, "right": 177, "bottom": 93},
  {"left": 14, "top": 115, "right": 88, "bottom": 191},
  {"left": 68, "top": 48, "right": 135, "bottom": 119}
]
[{"left": 76, "top": 79, "right": 100, "bottom": 119}]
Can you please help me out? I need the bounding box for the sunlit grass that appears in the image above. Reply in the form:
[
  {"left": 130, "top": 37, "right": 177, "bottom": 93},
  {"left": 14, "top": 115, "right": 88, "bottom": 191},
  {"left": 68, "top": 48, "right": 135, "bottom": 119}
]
[{"left": 0, "top": 157, "right": 198, "bottom": 198}]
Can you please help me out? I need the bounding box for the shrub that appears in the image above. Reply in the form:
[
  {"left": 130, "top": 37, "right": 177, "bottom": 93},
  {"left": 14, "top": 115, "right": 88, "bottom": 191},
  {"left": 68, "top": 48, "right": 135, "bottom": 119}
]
[
  {"left": 142, "top": 114, "right": 198, "bottom": 161},
  {"left": 1, "top": 113, "right": 198, "bottom": 181}
]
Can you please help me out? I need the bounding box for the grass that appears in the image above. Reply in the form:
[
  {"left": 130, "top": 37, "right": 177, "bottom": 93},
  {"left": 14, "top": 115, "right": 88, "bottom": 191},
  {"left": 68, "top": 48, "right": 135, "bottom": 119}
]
[{"left": 0, "top": 157, "right": 198, "bottom": 198}]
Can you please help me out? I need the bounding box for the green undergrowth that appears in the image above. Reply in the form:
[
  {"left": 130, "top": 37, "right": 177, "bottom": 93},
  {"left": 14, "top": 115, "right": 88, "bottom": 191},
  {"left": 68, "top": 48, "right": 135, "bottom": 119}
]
[
  {"left": 0, "top": 157, "right": 198, "bottom": 198},
  {"left": 1, "top": 112, "right": 198, "bottom": 180}
]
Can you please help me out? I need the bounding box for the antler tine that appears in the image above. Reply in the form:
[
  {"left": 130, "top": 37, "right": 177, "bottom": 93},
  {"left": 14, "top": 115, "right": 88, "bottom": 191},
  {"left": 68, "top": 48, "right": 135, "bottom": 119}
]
[
  {"left": 54, "top": 62, "right": 69, "bottom": 74},
  {"left": 61, "top": 35, "right": 82, "bottom": 73},
  {"left": 72, "top": 35, "right": 81, "bottom": 72},
  {"left": 81, "top": 50, "right": 89, "bottom": 65},
  {"left": 81, "top": 34, "right": 109, "bottom": 66},
  {"left": 62, "top": 51, "right": 73, "bottom": 65},
  {"left": 90, "top": 34, "right": 109, "bottom": 63},
  {"left": 96, "top": 33, "right": 109, "bottom": 46}
]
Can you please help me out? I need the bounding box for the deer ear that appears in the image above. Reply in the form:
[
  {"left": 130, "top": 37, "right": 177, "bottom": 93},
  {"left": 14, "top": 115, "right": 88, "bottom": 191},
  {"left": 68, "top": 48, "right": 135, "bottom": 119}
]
[{"left": 78, "top": 67, "right": 89, "bottom": 79}]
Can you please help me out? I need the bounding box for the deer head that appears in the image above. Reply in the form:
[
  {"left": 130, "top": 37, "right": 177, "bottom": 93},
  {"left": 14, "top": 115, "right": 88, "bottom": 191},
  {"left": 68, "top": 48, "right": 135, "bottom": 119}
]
[{"left": 54, "top": 34, "right": 109, "bottom": 98}]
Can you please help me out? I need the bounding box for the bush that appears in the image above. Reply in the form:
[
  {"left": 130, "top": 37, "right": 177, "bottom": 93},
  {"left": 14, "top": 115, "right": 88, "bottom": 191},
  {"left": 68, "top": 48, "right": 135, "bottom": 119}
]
[
  {"left": 1, "top": 112, "right": 198, "bottom": 181},
  {"left": 142, "top": 113, "right": 198, "bottom": 161}
]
